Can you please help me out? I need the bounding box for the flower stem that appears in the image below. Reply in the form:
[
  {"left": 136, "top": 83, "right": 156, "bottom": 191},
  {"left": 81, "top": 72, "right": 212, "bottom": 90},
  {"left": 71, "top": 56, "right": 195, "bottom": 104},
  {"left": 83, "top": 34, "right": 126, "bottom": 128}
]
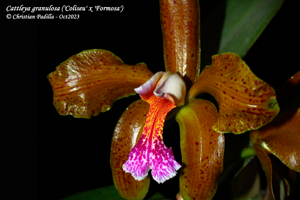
[{"left": 240, "top": 146, "right": 256, "bottom": 159}]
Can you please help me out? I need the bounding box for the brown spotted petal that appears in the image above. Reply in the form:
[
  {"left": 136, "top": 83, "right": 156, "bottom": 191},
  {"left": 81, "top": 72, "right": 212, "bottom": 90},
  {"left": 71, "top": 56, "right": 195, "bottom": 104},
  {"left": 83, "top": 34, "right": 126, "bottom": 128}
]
[
  {"left": 160, "top": 0, "right": 200, "bottom": 86},
  {"left": 110, "top": 99, "right": 150, "bottom": 200},
  {"left": 176, "top": 99, "right": 224, "bottom": 200},
  {"left": 251, "top": 108, "right": 300, "bottom": 172},
  {"left": 47, "top": 49, "right": 153, "bottom": 118},
  {"left": 188, "top": 53, "right": 279, "bottom": 134}
]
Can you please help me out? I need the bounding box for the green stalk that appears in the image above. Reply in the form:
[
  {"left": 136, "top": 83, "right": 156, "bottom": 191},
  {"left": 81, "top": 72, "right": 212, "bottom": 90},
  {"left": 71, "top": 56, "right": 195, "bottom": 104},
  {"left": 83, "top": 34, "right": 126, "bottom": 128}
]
[{"left": 241, "top": 146, "right": 256, "bottom": 159}]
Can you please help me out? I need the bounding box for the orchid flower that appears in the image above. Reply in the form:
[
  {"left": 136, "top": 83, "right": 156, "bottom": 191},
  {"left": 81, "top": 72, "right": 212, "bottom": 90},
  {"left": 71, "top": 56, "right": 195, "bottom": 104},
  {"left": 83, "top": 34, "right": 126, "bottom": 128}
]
[
  {"left": 47, "top": 0, "right": 286, "bottom": 199},
  {"left": 122, "top": 71, "right": 185, "bottom": 183},
  {"left": 249, "top": 71, "right": 300, "bottom": 200}
]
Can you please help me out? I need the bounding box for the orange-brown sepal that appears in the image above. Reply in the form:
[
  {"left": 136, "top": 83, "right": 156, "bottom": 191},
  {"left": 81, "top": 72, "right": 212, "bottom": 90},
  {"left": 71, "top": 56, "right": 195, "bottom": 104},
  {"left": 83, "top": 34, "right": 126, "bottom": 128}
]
[
  {"left": 251, "top": 145, "right": 297, "bottom": 200},
  {"left": 252, "top": 144, "right": 275, "bottom": 199},
  {"left": 251, "top": 108, "right": 300, "bottom": 172},
  {"left": 160, "top": 0, "right": 200, "bottom": 85},
  {"left": 47, "top": 49, "right": 153, "bottom": 118},
  {"left": 176, "top": 99, "right": 224, "bottom": 200},
  {"left": 110, "top": 99, "right": 150, "bottom": 200},
  {"left": 188, "top": 53, "right": 279, "bottom": 134},
  {"left": 250, "top": 111, "right": 299, "bottom": 200}
]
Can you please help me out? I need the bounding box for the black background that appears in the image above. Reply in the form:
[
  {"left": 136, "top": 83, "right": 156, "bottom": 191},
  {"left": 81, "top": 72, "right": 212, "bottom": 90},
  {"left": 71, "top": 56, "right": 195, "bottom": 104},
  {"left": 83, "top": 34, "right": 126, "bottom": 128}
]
[{"left": 13, "top": 0, "right": 298, "bottom": 199}]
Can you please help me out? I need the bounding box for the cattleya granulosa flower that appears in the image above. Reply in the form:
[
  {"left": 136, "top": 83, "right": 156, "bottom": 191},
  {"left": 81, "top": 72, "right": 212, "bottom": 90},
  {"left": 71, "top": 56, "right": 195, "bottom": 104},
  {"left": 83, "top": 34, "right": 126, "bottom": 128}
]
[
  {"left": 47, "top": 0, "right": 288, "bottom": 199},
  {"left": 249, "top": 71, "right": 300, "bottom": 200}
]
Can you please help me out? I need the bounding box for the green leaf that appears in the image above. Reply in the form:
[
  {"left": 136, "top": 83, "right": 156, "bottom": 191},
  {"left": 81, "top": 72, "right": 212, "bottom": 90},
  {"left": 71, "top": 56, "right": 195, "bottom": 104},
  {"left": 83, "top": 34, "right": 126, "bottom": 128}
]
[
  {"left": 201, "top": 0, "right": 284, "bottom": 68},
  {"left": 218, "top": 0, "right": 284, "bottom": 56},
  {"left": 147, "top": 192, "right": 170, "bottom": 200},
  {"left": 61, "top": 185, "right": 124, "bottom": 200},
  {"left": 240, "top": 146, "right": 256, "bottom": 160},
  {"left": 231, "top": 157, "right": 261, "bottom": 200},
  {"left": 61, "top": 185, "right": 169, "bottom": 200}
]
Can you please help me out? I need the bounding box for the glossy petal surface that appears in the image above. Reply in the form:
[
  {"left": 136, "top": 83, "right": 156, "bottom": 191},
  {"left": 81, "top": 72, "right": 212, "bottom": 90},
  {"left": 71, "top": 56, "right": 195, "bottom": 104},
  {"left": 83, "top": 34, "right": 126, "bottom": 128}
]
[
  {"left": 252, "top": 144, "right": 275, "bottom": 199},
  {"left": 251, "top": 144, "right": 297, "bottom": 200},
  {"left": 270, "top": 154, "right": 297, "bottom": 200},
  {"left": 160, "top": 0, "right": 200, "bottom": 85},
  {"left": 251, "top": 108, "right": 300, "bottom": 172},
  {"left": 110, "top": 100, "right": 150, "bottom": 200},
  {"left": 188, "top": 53, "right": 279, "bottom": 134},
  {"left": 123, "top": 95, "right": 181, "bottom": 183},
  {"left": 176, "top": 99, "right": 224, "bottom": 200},
  {"left": 47, "top": 49, "right": 153, "bottom": 118}
]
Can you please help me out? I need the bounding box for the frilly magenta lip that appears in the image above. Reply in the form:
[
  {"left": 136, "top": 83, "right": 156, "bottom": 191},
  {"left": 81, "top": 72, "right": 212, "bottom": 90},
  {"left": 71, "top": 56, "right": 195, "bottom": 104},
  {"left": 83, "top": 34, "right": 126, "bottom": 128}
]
[{"left": 123, "top": 71, "right": 186, "bottom": 183}]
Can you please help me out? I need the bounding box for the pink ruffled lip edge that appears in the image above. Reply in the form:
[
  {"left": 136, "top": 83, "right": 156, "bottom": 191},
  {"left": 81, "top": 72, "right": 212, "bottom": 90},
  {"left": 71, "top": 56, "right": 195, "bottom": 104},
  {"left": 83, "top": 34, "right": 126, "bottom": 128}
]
[{"left": 122, "top": 134, "right": 181, "bottom": 183}]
